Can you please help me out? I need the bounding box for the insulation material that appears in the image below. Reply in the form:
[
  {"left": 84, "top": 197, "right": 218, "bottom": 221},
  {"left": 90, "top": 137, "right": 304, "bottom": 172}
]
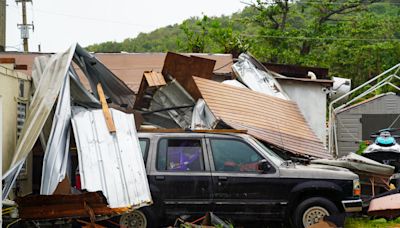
[
  {"left": 232, "top": 53, "right": 289, "bottom": 100},
  {"left": 191, "top": 99, "right": 218, "bottom": 129}
]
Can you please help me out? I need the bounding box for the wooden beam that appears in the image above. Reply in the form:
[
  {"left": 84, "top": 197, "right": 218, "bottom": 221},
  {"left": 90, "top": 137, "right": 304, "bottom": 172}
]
[
  {"left": 0, "top": 58, "right": 15, "bottom": 64},
  {"left": 15, "top": 64, "right": 28, "bottom": 70},
  {"left": 97, "top": 83, "right": 116, "bottom": 133},
  {"left": 138, "top": 128, "right": 247, "bottom": 134}
]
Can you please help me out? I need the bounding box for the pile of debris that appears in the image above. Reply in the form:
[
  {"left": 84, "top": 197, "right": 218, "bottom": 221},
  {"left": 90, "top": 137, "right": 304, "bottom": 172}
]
[
  {"left": 2, "top": 44, "right": 152, "bottom": 224},
  {"left": 2, "top": 45, "right": 331, "bottom": 225},
  {"left": 135, "top": 52, "right": 328, "bottom": 159}
]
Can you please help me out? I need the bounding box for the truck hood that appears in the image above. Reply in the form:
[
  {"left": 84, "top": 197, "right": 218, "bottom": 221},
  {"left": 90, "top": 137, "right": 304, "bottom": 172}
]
[{"left": 279, "top": 163, "right": 358, "bottom": 180}]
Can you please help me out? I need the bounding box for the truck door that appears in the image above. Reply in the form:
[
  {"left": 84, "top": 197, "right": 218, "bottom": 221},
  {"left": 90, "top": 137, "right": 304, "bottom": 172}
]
[
  {"left": 206, "top": 137, "right": 287, "bottom": 220},
  {"left": 148, "top": 136, "right": 213, "bottom": 218}
]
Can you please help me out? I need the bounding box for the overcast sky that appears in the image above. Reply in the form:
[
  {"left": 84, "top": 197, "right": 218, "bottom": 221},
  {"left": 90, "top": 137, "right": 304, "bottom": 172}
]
[{"left": 5, "top": 0, "right": 246, "bottom": 52}]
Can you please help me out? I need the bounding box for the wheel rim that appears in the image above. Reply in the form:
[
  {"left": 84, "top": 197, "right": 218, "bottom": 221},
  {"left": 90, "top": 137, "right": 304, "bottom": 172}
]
[
  {"left": 120, "top": 210, "right": 147, "bottom": 228},
  {"left": 302, "top": 206, "right": 329, "bottom": 227}
]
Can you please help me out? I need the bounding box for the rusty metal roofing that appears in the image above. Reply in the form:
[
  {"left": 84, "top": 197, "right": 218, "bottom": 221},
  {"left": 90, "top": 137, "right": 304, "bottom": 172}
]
[
  {"left": 15, "top": 192, "right": 129, "bottom": 220},
  {"left": 0, "top": 52, "right": 233, "bottom": 93},
  {"left": 192, "top": 77, "right": 329, "bottom": 158}
]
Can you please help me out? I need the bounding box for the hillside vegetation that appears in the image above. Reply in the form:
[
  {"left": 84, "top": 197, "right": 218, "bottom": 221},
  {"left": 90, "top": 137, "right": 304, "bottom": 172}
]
[{"left": 87, "top": 1, "right": 400, "bottom": 87}]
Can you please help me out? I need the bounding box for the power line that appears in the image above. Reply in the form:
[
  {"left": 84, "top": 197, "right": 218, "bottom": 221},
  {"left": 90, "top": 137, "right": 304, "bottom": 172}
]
[
  {"left": 240, "top": 34, "right": 400, "bottom": 41},
  {"left": 244, "top": 0, "right": 400, "bottom": 5},
  {"left": 187, "top": 27, "right": 400, "bottom": 41},
  {"left": 31, "top": 7, "right": 151, "bottom": 28},
  {"left": 298, "top": 1, "right": 400, "bottom": 5}
]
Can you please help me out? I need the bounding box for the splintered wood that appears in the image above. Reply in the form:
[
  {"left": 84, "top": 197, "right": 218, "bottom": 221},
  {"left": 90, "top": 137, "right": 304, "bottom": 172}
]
[{"left": 97, "top": 83, "right": 116, "bottom": 133}]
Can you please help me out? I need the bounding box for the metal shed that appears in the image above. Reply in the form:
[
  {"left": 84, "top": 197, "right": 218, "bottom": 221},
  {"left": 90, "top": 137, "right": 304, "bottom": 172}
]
[{"left": 336, "top": 92, "right": 400, "bottom": 157}]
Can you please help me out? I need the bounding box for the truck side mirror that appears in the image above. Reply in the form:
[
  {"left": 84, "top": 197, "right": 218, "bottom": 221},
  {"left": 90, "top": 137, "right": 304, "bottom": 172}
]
[{"left": 257, "top": 160, "right": 271, "bottom": 174}]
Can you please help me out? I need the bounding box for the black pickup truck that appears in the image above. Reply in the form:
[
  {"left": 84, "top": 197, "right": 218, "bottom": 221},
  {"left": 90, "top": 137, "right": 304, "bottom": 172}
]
[{"left": 120, "top": 132, "right": 362, "bottom": 228}]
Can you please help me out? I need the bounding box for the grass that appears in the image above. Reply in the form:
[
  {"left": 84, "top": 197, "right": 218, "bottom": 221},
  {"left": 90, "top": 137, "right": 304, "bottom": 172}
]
[{"left": 346, "top": 217, "right": 400, "bottom": 228}]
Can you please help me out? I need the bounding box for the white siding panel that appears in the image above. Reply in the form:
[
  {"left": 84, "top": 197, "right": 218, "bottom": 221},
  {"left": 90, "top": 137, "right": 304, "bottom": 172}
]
[
  {"left": 336, "top": 114, "right": 362, "bottom": 157},
  {"left": 71, "top": 107, "right": 152, "bottom": 208}
]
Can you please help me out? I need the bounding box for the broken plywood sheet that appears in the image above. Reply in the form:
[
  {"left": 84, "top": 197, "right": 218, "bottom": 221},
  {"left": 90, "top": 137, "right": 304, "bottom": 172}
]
[
  {"left": 162, "top": 52, "right": 215, "bottom": 100},
  {"left": 134, "top": 71, "right": 166, "bottom": 109},
  {"left": 144, "top": 71, "right": 166, "bottom": 87},
  {"left": 71, "top": 107, "right": 152, "bottom": 208}
]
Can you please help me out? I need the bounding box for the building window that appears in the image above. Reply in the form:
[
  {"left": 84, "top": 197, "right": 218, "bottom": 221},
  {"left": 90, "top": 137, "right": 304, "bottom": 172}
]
[
  {"left": 18, "top": 80, "right": 25, "bottom": 98},
  {"left": 17, "top": 102, "right": 27, "bottom": 179}
]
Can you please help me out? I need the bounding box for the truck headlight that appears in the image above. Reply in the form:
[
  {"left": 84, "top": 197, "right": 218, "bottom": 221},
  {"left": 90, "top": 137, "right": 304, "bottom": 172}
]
[{"left": 353, "top": 179, "right": 361, "bottom": 196}]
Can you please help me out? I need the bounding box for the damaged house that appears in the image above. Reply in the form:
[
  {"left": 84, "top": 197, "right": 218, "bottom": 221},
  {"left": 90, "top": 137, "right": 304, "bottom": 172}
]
[
  {"left": 0, "top": 46, "right": 339, "bottom": 226},
  {"left": 1, "top": 44, "right": 152, "bottom": 224}
]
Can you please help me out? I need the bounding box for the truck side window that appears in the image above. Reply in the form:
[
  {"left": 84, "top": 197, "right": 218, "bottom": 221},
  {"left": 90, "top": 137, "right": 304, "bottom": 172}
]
[
  {"left": 211, "top": 139, "right": 263, "bottom": 172},
  {"left": 139, "top": 138, "right": 149, "bottom": 163},
  {"left": 157, "top": 139, "right": 204, "bottom": 171}
]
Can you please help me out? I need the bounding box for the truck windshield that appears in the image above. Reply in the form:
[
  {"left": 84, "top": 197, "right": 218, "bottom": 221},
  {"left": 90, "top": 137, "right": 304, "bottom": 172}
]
[{"left": 250, "top": 137, "right": 284, "bottom": 166}]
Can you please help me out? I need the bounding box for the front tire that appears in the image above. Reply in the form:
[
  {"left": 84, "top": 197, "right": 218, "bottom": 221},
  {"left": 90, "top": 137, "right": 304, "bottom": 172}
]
[
  {"left": 293, "top": 197, "right": 339, "bottom": 228},
  {"left": 120, "top": 208, "right": 159, "bottom": 228},
  {"left": 120, "top": 210, "right": 147, "bottom": 228}
]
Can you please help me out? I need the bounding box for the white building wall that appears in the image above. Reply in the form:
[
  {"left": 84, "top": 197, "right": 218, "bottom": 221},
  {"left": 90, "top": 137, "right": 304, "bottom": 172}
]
[
  {"left": 0, "top": 95, "right": 2, "bottom": 227},
  {"left": 0, "top": 65, "right": 32, "bottom": 197},
  {"left": 279, "top": 80, "right": 327, "bottom": 144}
]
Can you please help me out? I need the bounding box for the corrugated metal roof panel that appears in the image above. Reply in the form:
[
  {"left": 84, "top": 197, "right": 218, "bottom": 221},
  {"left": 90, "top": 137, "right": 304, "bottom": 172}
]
[
  {"left": 71, "top": 107, "right": 152, "bottom": 208},
  {"left": 40, "top": 74, "right": 71, "bottom": 195},
  {"left": 193, "top": 77, "right": 329, "bottom": 158}
]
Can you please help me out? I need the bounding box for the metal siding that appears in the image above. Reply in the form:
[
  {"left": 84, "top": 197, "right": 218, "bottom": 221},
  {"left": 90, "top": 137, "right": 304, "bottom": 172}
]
[
  {"left": 9, "top": 46, "right": 75, "bottom": 167},
  {"left": 40, "top": 75, "right": 71, "bottom": 195},
  {"left": 346, "top": 94, "right": 400, "bottom": 114},
  {"left": 149, "top": 80, "right": 195, "bottom": 128},
  {"left": 338, "top": 141, "right": 359, "bottom": 157},
  {"left": 71, "top": 107, "right": 152, "bottom": 208},
  {"left": 192, "top": 77, "right": 329, "bottom": 158},
  {"left": 336, "top": 114, "right": 362, "bottom": 157}
]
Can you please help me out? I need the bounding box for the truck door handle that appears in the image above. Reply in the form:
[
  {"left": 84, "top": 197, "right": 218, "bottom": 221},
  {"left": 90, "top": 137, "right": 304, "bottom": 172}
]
[
  {"left": 155, "top": 175, "right": 165, "bottom": 181},
  {"left": 218, "top": 176, "right": 228, "bottom": 181}
]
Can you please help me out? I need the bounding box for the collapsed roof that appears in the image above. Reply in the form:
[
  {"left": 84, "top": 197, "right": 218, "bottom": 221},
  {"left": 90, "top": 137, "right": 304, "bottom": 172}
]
[
  {"left": 135, "top": 52, "right": 329, "bottom": 159},
  {"left": 3, "top": 43, "right": 151, "bottom": 212},
  {"left": 192, "top": 76, "right": 329, "bottom": 158}
]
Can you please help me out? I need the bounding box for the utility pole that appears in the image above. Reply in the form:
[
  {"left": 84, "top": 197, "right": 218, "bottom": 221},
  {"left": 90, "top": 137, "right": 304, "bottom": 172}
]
[
  {"left": 0, "top": 0, "right": 6, "bottom": 52},
  {"left": 16, "top": 0, "right": 33, "bottom": 52}
]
